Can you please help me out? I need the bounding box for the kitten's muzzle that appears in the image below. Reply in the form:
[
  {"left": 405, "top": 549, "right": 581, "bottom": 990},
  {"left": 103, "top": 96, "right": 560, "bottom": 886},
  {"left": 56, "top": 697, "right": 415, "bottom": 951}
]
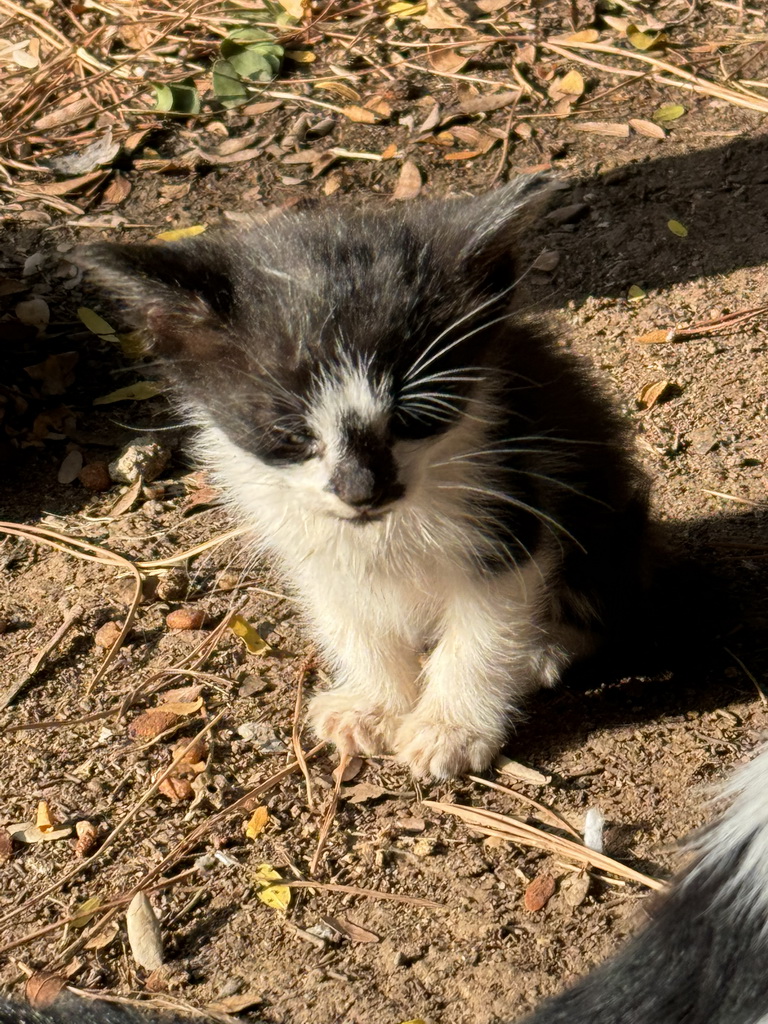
[{"left": 327, "top": 458, "right": 405, "bottom": 513}]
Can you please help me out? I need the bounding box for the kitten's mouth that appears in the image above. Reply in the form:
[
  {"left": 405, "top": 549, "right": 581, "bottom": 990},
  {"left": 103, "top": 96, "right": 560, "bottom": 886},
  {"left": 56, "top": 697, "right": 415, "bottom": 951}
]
[{"left": 345, "top": 509, "right": 389, "bottom": 524}]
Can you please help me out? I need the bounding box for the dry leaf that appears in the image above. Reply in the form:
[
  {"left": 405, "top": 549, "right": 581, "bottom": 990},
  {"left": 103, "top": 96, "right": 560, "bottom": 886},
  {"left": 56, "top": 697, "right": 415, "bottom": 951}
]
[
  {"left": 557, "top": 70, "right": 585, "bottom": 97},
  {"left": 558, "top": 29, "right": 599, "bottom": 42},
  {"left": 636, "top": 328, "right": 674, "bottom": 344},
  {"left": 315, "top": 81, "right": 360, "bottom": 102},
  {"left": 6, "top": 821, "right": 72, "bottom": 843},
  {"left": 381, "top": 143, "right": 398, "bottom": 159},
  {"left": 229, "top": 613, "right": 270, "bottom": 654},
  {"left": 35, "top": 97, "right": 94, "bottom": 131},
  {"left": 160, "top": 698, "right": 204, "bottom": 716},
  {"left": 496, "top": 756, "right": 551, "bottom": 785},
  {"left": 428, "top": 47, "right": 467, "bottom": 73},
  {"left": 71, "top": 896, "right": 103, "bottom": 929},
  {"left": 207, "top": 993, "right": 263, "bottom": 1014},
  {"left": 78, "top": 306, "right": 116, "bottom": 336},
  {"left": 25, "top": 974, "right": 66, "bottom": 1008},
  {"left": 628, "top": 118, "right": 665, "bottom": 139},
  {"left": 365, "top": 96, "right": 392, "bottom": 117},
  {"left": 93, "top": 381, "right": 163, "bottom": 405},
  {"left": 254, "top": 863, "right": 291, "bottom": 911},
  {"left": 162, "top": 685, "right": 204, "bottom": 704},
  {"left": 334, "top": 756, "right": 363, "bottom": 782},
  {"left": 524, "top": 873, "right": 556, "bottom": 911},
  {"left": 326, "top": 916, "right": 380, "bottom": 943},
  {"left": 342, "top": 105, "right": 378, "bottom": 123},
  {"left": 245, "top": 805, "right": 270, "bottom": 839},
  {"left": 637, "top": 379, "right": 672, "bottom": 409},
  {"left": 127, "top": 892, "right": 164, "bottom": 970},
  {"left": 0, "top": 830, "right": 12, "bottom": 862},
  {"left": 15, "top": 297, "right": 50, "bottom": 330},
  {"left": 531, "top": 251, "right": 560, "bottom": 273},
  {"left": 562, "top": 873, "right": 591, "bottom": 907},
  {"left": 155, "top": 225, "right": 206, "bottom": 242},
  {"left": 392, "top": 160, "right": 422, "bottom": 200},
  {"left": 58, "top": 450, "right": 84, "bottom": 485},
  {"left": 103, "top": 175, "right": 132, "bottom": 204},
  {"left": 158, "top": 777, "right": 194, "bottom": 802},
  {"left": 128, "top": 709, "right": 180, "bottom": 740},
  {"left": 84, "top": 920, "right": 120, "bottom": 950},
  {"left": 23, "top": 171, "right": 106, "bottom": 196},
  {"left": 572, "top": 121, "right": 629, "bottom": 137},
  {"left": 457, "top": 89, "right": 519, "bottom": 115},
  {"left": 444, "top": 148, "right": 484, "bottom": 160},
  {"left": 36, "top": 801, "right": 55, "bottom": 833},
  {"left": 343, "top": 782, "right": 388, "bottom": 803}
]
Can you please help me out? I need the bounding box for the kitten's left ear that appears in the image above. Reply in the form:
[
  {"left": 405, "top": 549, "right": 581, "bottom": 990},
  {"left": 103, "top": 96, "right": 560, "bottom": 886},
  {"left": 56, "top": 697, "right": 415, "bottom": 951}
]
[{"left": 458, "top": 172, "right": 555, "bottom": 268}]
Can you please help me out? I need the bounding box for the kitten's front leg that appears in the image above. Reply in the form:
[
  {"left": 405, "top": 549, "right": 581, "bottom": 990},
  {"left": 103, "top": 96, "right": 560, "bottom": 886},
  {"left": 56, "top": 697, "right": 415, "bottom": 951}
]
[
  {"left": 305, "top": 602, "right": 421, "bottom": 757},
  {"left": 395, "top": 565, "right": 549, "bottom": 779}
]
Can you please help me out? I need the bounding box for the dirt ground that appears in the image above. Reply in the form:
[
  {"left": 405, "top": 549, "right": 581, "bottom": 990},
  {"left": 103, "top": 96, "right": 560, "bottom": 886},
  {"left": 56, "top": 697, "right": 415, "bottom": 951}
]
[{"left": 1, "top": 1, "right": 768, "bottom": 1022}]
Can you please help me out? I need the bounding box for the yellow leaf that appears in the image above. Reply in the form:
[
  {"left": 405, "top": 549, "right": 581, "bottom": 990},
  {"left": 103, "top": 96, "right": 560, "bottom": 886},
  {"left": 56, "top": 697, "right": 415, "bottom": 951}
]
[
  {"left": 36, "top": 801, "right": 55, "bottom": 833},
  {"left": 115, "top": 332, "right": 148, "bottom": 359},
  {"left": 563, "top": 29, "right": 599, "bottom": 42},
  {"left": 93, "top": 381, "right": 164, "bottom": 405},
  {"left": 341, "top": 105, "right": 377, "bottom": 123},
  {"left": 627, "top": 285, "right": 646, "bottom": 301},
  {"left": 78, "top": 306, "right": 116, "bottom": 336},
  {"left": 286, "top": 49, "right": 315, "bottom": 63},
  {"left": 280, "top": 0, "right": 306, "bottom": 17},
  {"left": 559, "top": 69, "right": 584, "bottom": 96},
  {"left": 245, "top": 806, "right": 270, "bottom": 840},
  {"left": 627, "top": 24, "right": 666, "bottom": 50},
  {"left": 71, "top": 896, "right": 103, "bottom": 929},
  {"left": 229, "top": 614, "right": 270, "bottom": 655},
  {"left": 254, "top": 863, "right": 291, "bottom": 911},
  {"left": 387, "top": 1, "right": 426, "bottom": 13},
  {"left": 155, "top": 224, "right": 207, "bottom": 242},
  {"left": 667, "top": 219, "right": 688, "bottom": 237}
]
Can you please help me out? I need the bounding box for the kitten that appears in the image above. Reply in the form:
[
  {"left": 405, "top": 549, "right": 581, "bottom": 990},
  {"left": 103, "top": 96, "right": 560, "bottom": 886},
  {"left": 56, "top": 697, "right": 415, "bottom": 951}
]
[
  {"left": 80, "top": 176, "right": 651, "bottom": 779},
  {"left": 5, "top": 744, "right": 768, "bottom": 1023}
]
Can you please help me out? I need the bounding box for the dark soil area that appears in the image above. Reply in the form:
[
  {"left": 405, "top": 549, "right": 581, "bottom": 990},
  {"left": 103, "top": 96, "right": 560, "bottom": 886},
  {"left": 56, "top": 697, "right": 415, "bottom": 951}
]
[{"left": 1, "top": 1, "right": 767, "bottom": 1021}]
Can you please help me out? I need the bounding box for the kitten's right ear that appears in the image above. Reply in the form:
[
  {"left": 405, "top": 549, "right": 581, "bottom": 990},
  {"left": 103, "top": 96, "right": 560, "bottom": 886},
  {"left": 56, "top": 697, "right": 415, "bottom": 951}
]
[{"left": 76, "top": 241, "right": 234, "bottom": 361}]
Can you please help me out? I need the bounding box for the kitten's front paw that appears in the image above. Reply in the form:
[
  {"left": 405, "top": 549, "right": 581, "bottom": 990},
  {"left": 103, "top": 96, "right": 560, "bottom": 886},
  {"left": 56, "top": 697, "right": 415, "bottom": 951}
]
[
  {"left": 308, "top": 691, "right": 402, "bottom": 756},
  {"left": 394, "top": 718, "right": 503, "bottom": 780}
]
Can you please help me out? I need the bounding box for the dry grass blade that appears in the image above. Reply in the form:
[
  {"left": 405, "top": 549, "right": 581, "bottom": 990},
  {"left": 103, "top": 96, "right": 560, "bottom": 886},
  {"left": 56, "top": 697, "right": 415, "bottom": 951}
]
[
  {"left": 292, "top": 653, "right": 316, "bottom": 811},
  {"left": 0, "top": 713, "right": 226, "bottom": 933},
  {"left": 425, "top": 799, "right": 666, "bottom": 891},
  {"left": 468, "top": 774, "right": 582, "bottom": 838},
  {"left": 543, "top": 37, "right": 768, "bottom": 115},
  {"left": 0, "top": 603, "right": 84, "bottom": 711},
  {"left": 279, "top": 879, "right": 443, "bottom": 908},
  {"left": 137, "top": 526, "right": 252, "bottom": 569},
  {"left": 0, "top": 521, "right": 142, "bottom": 695},
  {"left": 310, "top": 750, "right": 348, "bottom": 875}
]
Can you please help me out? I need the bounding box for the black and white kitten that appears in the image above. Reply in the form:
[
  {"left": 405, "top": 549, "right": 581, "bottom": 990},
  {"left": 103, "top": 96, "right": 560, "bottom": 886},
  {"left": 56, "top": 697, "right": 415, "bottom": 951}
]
[{"left": 81, "top": 176, "right": 651, "bottom": 779}]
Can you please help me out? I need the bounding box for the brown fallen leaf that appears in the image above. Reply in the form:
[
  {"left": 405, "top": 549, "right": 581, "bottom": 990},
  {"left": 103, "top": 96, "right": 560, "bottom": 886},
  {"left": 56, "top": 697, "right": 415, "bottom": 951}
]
[
  {"left": 428, "top": 47, "right": 467, "bottom": 73},
  {"left": 325, "top": 915, "right": 380, "bottom": 943},
  {"left": 106, "top": 476, "right": 143, "bottom": 518},
  {"left": 103, "top": 174, "right": 132, "bottom": 204},
  {"left": 524, "top": 872, "right": 556, "bottom": 911},
  {"left": 637, "top": 379, "right": 673, "bottom": 409},
  {"left": 36, "top": 800, "right": 55, "bottom": 833},
  {"left": 496, "top": 756, "right": 552, "bottom": 785},
  {"left": 635, "top": 328, "right": 674, "bottom": 344},
  {"left": 245, "top": 805, "right": 270, "bottom": 839},
  {"left": 572, "top": 121, "right": 630, "bottom": 137},
  {"left": 23, "top": 171, "right": 107, "bottom": 196},
  {"left": 160, "top": 697, "right": 205, "bottom": 716},
  {"left": 342, "top": 105, "right": 378, "bottom": 123},
  {"left": 458, "top": 89, "right": 519, "bottom": 114},
  {"left": 333, "top": 756, "right": 363, "bottom": 783},
  {"left": 6, "top": 821, "right": 72, "bottom": 844},
  {"left": 128, "top": 709, "right": 181, "bottom": 740},
  {"left": 207, "top": 993, "right": 263, "bottom": 1014},
  {"left": 343, "top": 782, "right": 389, "bottom": 803},
  {"left": 158, "top": 777, "right": 194, "bottom": 803},
  {"left": 628, "top": 118, "right": 666, "bottom": 139},
  {"left": 25, "top": 974, "right": 67, "bottom": 1008},
  {"left": 0, "top": 830, "right": 12, "bottom": 862},
  {"left": 162, "top": 684, "right": 204, "bottom": 704}
]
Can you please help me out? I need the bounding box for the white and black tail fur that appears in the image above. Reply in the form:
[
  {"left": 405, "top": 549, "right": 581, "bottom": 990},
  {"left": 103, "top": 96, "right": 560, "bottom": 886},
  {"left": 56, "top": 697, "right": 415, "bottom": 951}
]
[{"left": 4, "top": 746, "right": 768, "bottom": 1024}]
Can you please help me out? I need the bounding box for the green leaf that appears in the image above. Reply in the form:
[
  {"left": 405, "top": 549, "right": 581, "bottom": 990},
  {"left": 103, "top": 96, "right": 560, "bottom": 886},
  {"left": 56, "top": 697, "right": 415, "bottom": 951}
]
[
  {"left": 667, "top": 219, "right": 688, "bottom": 238},
  {"left": 654, "top": 103, "right": 685, "bottom": 123},
  {"left": 221, "top": 38, "right": 283, "bottom": 81},
  {"left": 627, "top": 284, "right": 646, "bottom": 301},
  {"left": 152, "top": 82, "right": 201, "bottom": 115},
  {"left": 212, "top": 59, "right": 249, "bottom": 108},
  {"left": 78, "top": 306, "right": 117, "bottom": 336},
  {"left": 227, "top": 26, "right": 276, "bottom": 43}
]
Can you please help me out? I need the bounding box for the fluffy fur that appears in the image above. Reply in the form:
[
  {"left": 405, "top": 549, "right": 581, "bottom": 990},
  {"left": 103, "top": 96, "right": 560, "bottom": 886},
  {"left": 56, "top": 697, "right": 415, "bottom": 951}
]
[
  {"left": 4, "top": 746, "right": 768, "bottom": 1023},
  {"left": 80, "top": 177, "right": 651, "bottom": 778}
]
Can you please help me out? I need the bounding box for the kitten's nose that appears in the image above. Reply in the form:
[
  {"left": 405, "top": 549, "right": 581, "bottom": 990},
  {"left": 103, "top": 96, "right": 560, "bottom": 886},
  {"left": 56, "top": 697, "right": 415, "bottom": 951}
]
[{"left": 328, "top": 462, "right": 404, "bottom": 510}]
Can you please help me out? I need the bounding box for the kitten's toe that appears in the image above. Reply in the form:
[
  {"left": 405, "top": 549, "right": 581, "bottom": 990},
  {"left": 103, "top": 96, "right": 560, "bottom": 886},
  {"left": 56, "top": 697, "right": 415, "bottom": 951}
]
[
  {"left": 308, "top": 691, "right": 402, "bottom": 756},
  {"left": 395, "top": 719, "right": 503, "bottom": 780}
]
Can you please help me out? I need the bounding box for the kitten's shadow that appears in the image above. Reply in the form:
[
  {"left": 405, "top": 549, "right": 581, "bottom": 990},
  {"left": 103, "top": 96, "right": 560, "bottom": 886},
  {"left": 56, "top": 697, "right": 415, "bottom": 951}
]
[
  {"left": 510, "top": 508, "right": 768, "bottom": 765},
  {"left": 518, "top": 132, "right": 768, "bottom": 307}
]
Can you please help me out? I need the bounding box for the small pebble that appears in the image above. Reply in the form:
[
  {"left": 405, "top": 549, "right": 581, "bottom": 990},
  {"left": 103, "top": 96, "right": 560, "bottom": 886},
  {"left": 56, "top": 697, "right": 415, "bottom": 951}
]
[
  {"left": 94, "top": 620, "right": 123, "bottom": 648},
  {"left": 156, "top": 567, "right": 189, "bottom": 602},
  {"left": 166, "top": 607, "right": 206, "bottom": 630},
  {"left": 78, "top": 461, "right": 111, "bottom": 492},
  {"left": 109, "top": 435, "right": 171, "bottom": 484}
]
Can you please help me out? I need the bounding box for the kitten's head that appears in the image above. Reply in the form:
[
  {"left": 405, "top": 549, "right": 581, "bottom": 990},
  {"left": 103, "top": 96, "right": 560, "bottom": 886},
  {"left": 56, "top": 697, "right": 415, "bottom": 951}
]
[{"left": 79, "top": 176, "right": 551, "bottom": 522}]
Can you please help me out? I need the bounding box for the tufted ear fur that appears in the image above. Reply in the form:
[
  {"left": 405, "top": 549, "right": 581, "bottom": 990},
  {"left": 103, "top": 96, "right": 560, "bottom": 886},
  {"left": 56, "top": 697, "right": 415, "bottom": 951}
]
[{"left": 76, "top": 239, "right": 235, "bottom": 364}]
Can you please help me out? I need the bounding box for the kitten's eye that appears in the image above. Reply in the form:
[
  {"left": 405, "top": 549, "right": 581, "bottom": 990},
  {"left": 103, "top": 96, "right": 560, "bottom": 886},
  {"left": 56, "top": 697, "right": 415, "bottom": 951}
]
[{"left": 269, "top": 426, "right": 317, "bottom": 457}]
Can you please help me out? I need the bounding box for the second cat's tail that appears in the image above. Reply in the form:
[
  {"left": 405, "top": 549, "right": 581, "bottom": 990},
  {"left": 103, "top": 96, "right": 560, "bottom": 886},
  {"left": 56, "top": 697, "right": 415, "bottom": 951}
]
[{"left": 517, "top": 744, "right": 768, "bottom": 1024}]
